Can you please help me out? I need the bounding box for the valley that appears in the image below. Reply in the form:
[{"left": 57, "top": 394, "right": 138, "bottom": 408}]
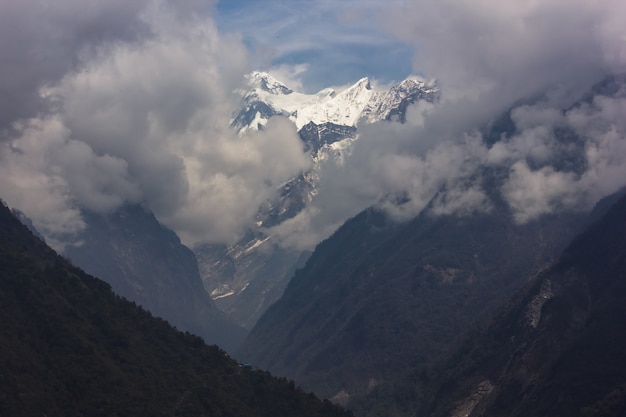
[{"left": 2, "top": 2, "right": 625, "bottom": 414}]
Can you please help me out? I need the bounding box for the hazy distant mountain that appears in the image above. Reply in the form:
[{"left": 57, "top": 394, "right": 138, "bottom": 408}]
[
  {"left": 0, "top": 200, "right": 352, "bottom": 417},
  {"left": 194, "top": 232, "right": 308, "bottom": 330},
  {"left": 194, "top": 73, "right": 438, "bottom": 329},
  {"left": 63, "top": 204, "right": 245, "bottom": 352}
]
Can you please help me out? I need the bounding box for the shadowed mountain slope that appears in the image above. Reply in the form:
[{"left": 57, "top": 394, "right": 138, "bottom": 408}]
[
  {"left": 414, "top": 192, "right": 626, "bottom": 417},
  {"left": 0, "top": 200, "right": 352, "bottom": 417},
  {"left": 63, "top": 205, "right": 245, "bottom": 352},
  {"left": 241, "top": 192, "right": 588, "bottom": 410}
]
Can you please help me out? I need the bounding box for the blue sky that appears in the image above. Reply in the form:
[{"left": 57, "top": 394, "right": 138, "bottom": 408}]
[{"left": 215, "top": 0, "right": 414, "bottom": 91}]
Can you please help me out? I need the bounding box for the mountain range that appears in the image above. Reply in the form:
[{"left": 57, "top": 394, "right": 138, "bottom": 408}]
[
  {"left": 30, "top": 71, "right": 439, "bottom": 354},
  {"left": 232, "top": 71, "right": 439, "bottom": 132},
  {"left": 240, "top": 75, "right": 626, "bottom": 415},
  {"left": 194, "top": 72, "right": 439, "bottom": 328},
  {"left": 2, "top": 69, "right": 625, "bottom": 417},
  {"left": 3, "top": 179, "right": 624, "bottom": 417}
]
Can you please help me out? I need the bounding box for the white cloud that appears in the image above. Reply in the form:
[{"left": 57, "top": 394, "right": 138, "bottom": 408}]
[
  {"left": 501, "top": 92, "right": 626, "bottom": 223},
  {"left": 2, "top": 0, "right": 626, "bottom": 254},
  {"left": 502, "top": 161, "right": 579, "bottom": 223},
  {"left": 268, "top": 117, "right": 491, "bottom": 250},
  {"left": 268, "top": 63, "right": 309, "bottom": 92},
  {"left": 387, "top": 0, "right": 626, "bottom": 109},
  {"left": 167, "top": 117, "right": 311, "bottom": 244},
  {"left": 265, "top": 0, "right": 626, "bottom": 249},
  {"left": 0, "top": 0, "right": 153, "bottom": 128},
  {"left": 429, "top": 182, "right": 492, "bottom": 218},
  {"left": 0, "top": 117, "right": 89, "bottom": 239},
  {"left": 0, "top": 0, "right": 310, "bottom": 247}
]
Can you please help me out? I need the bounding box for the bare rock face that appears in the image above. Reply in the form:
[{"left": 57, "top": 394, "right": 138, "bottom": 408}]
[
  {"left": 450, "top": 380, "right": 495, "bottom": 417},
  {"left": 417, "top": 192, "right": 626, "bottom": 417}
]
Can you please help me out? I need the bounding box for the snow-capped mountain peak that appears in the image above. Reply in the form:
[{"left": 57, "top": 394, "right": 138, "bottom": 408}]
[
  {"left": 360, "top": 77, "right": 439, "bottom": 124},
  {"left": 294, "top": 77, "right": 374, "bottom": 128},
  {"left": 199, "top": 72, "right": 439, "bottom": 327},
  {"left": 315, "top": 87, "right": 336, "bottom": 100},
  {"left": 232, "top": 73, "right": 439, "bottom": 132},
  {"left": 245, "top": 71, "right": 293, "bottom": 95}
]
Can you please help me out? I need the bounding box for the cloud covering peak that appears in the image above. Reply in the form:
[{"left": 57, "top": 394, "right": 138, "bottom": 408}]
[
  {"left": 0, "top": 0, "right": 310, "bottom": 247},
  {"left": 389, "top": 0, "right": 625, "bottom": 105},
  {"left": 262, "top": 0, "right": 626, "bottom": 249},
  {"left": 1, "top": 0, "right": 625, "bottom": 253}
]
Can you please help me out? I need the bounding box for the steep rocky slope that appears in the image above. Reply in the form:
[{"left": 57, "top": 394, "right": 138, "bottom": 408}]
[
  {"left": 240, "top": 190, "right": 588, "bottom": 408},
  {"left": 415, "top": 191, "right": 626, "bottom": 417}
]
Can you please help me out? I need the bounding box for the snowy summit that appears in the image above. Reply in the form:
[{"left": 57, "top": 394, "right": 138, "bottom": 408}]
[{"left": 232, "top": 72, "right": 439, "bottom": 133}]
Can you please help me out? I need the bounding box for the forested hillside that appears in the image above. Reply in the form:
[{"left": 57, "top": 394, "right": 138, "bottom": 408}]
[{"left": 0, "top": 200, "right": 351, "bottom": 417}]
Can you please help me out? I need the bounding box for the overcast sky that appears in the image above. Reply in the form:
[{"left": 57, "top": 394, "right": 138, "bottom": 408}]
[{"left": 1, "top": 0, "right": 625, "bottom": 251}]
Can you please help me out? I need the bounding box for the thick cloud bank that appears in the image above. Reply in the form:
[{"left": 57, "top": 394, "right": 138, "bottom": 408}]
[
  {"left": 1, "top": 0, "right": 625, "bottom": 252},
  {"left": 267, "top": 0, "right": 626, "bottom": 250},
  {"left": 0, "top": 0, "right": 310, "bottom": 247}
]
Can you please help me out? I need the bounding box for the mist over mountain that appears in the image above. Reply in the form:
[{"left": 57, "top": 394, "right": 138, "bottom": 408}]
[
  {"left": 1, "top": 1, "right": 626, "bottom": 416},
  {"left": 240, "top": 183, "right": 590, "bottom": 410},
  {"left": 240, "top": 76, "right": 626, "bottom": 414},
  {"left": 1, "top": 0, "right": 624, "bottom": 259},
  {"left": 194, "top": 73, "right": 438, "bottom": 328}
]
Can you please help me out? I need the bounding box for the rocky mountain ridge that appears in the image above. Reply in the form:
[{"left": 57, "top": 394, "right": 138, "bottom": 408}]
[
  {"left": 239, "top": 76, "right": 626, "bottom": 414},
  {"left": 240, "top": 187, "right": 590, "bottom": 411},
  {"left": 232, "top": 71, "right": 438, "bottom": 132}
]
